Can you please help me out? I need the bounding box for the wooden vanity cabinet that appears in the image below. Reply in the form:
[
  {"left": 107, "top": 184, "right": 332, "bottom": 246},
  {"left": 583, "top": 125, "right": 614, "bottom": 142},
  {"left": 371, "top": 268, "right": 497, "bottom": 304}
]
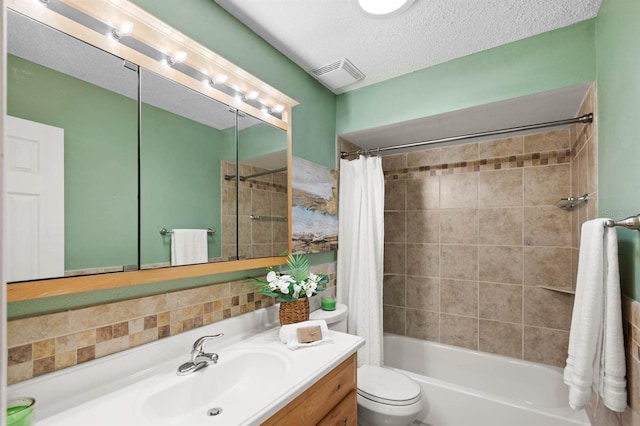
[{"left": 262, "top": 354, "right": 358, "bottom": 425}]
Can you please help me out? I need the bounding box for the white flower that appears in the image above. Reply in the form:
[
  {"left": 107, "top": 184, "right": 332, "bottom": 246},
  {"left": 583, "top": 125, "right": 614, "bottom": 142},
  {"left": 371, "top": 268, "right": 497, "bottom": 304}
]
[
  {"left": 277, "top": 280, "right": 290, "bottom": 294},
  {"left": 266, "top": 270, "right": 277, "bottom": 283},
  {"left": 292, "top": 284, "right": 301, "bottom": 299},
  {"left": 308, "top": 272, "right": 318, "bottom": 283}
]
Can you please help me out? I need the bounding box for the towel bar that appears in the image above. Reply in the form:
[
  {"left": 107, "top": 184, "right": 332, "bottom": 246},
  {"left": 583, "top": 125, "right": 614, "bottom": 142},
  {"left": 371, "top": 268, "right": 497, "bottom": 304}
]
[
  {"left": 605, "top": 214, "right": 640, "bottom": 231},
  {"left": 159, "top": 228, "right": 216, "bottom": 235}
]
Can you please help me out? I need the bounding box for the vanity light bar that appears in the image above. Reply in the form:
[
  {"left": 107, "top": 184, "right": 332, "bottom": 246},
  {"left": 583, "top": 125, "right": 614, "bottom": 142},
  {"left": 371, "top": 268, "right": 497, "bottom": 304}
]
[{"left": 24, "top": 0, "right": 293, "bottom": 121}]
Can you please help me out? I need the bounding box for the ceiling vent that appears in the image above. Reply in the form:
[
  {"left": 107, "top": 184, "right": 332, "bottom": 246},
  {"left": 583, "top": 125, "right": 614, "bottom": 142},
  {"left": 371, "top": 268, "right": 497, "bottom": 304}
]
[{"left": 310, "top": 58, "right": 364, "bottom": 90}]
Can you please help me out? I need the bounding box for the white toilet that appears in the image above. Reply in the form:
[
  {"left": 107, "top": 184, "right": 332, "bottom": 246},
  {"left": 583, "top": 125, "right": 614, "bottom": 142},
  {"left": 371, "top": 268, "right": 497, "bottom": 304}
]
[{"left": 310, "top": 304, "right": 424, "bottom": 426}]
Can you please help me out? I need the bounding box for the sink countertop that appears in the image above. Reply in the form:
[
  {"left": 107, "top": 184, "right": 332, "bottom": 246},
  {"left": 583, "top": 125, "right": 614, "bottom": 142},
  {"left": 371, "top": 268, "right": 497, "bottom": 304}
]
[{"left": 7, "top": 306, "right": 364, "bottom": 426}]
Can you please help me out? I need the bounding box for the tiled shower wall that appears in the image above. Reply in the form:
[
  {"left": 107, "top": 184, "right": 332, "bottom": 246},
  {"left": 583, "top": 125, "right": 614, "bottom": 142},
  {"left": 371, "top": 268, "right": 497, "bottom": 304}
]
[
  {"left": 382, "top": 85, "right": 598, "bottom": 368},
  {"left": 221, "top": 160, "right": 288, "bottom": 260},
  {"left": 7, "top": 262, "right": 336, "bottom": 385}
]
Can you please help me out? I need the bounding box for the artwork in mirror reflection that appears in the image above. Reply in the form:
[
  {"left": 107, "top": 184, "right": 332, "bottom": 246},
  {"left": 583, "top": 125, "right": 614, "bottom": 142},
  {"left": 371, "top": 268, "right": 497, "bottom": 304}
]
[
  {"left": 234, "top": 114, "right": 289, "bottom": 260},
  {"left": 5, "top": 11, "right": 138, "bottom": 282},
  {"left": 139, "top": 69, "right": 236, "bottom": 268}
]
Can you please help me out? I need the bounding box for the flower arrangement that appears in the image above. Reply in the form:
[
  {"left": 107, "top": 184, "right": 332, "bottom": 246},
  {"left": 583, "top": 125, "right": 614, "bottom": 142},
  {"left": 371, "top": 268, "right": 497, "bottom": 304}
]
[{"left": 254, "top": 253, "right": 329, "bottom": 302}]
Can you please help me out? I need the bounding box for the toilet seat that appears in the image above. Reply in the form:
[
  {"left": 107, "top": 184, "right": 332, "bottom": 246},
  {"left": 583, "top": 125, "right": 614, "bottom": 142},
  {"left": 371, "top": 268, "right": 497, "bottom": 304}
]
[{"left": 357, "top": 365, "right": 422, "bottom": 406}]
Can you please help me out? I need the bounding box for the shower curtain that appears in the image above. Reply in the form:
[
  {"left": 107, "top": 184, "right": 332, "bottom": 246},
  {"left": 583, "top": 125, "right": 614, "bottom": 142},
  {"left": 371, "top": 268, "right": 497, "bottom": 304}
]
[{"left": 337, "top": 155, "right": 385, "bottom": 367}]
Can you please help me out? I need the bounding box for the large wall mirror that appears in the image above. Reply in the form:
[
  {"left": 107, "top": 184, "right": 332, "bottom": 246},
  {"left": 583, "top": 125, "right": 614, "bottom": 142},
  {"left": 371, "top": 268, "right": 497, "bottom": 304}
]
[
  {"left": 4, "top": 2, "right": 296, "bottom": 301},
  {"left": 6, "top": 10, "right": 139, "bottom": 282}
]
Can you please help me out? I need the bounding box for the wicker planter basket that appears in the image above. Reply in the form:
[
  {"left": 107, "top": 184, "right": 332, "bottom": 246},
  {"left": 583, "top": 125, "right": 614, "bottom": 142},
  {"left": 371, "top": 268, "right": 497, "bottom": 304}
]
[{"left": 279, "top": 297, "right": 310, "bottom": 325}]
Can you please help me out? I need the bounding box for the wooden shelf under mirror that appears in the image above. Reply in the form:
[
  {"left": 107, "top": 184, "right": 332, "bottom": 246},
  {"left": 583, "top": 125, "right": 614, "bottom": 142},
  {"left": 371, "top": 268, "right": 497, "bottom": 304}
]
[{"left": 7, "top": 256, "right": 288, "bottom": 302}]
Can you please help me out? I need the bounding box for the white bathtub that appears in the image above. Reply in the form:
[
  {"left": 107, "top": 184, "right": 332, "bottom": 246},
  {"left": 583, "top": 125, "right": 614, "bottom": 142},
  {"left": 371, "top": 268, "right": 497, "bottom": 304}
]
[{"left": 383, "top": 334, "right": 591, "bottom": 426}]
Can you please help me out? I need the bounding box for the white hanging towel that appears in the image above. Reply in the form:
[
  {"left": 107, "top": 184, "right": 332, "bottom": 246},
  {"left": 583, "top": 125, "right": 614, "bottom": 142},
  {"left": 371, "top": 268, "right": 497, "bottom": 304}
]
[
  {"left": 170, "top": 229, "right": 209, "bottom": 266},
  {"left": 564, "top": 219, "right": 627, "bottom": 412}
]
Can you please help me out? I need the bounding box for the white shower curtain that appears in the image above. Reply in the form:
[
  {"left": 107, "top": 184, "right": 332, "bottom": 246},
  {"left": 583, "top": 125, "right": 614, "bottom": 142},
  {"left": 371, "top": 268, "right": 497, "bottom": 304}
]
[{"left": 337, "top": 155, "right": 385, "bottom": 367}]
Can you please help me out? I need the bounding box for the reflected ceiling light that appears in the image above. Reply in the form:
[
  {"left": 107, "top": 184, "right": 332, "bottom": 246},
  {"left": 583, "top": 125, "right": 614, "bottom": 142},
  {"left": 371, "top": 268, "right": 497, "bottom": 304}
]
[
  {"left": 355, "top": 0, "right": 415, "bottom": 17},
  {"left": 166, "top": 50, "right": 187, "bottom": 66},
  {"left": 270, "top": 104, "right": 285, "bottom": 114},
  {"left": 244, "top": 90, "right": 259, "bottom": 101},
  {"left": 111, "top": 21, "right": 134, "bottom": 40},
  {"left": 38, "top": 0, "right": 50, "bottom": 6}
]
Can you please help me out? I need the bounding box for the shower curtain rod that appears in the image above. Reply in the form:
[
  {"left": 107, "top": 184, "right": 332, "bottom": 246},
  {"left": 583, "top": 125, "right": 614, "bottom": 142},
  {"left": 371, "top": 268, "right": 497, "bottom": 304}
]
[{"left": 340, "top": 113, "right": 593, "bottom": 159}]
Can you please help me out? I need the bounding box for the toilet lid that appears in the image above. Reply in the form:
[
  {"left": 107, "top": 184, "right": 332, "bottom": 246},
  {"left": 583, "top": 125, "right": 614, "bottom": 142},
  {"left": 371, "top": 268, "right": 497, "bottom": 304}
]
[{"left": 357, "top": 365, "right": 422, "bottom": 406}]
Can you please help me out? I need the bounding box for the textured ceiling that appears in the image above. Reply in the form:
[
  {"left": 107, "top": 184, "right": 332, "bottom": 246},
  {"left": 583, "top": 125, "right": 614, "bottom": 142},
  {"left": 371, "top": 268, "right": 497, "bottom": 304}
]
[{"left": 215, "top": 0, "right": 602, "bottom": 94}]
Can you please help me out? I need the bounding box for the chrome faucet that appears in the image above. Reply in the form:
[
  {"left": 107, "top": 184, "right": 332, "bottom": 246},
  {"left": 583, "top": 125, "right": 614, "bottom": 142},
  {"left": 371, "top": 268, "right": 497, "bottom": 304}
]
[{"left": 177, "top": 333, "right": 223, "bottom": 375}]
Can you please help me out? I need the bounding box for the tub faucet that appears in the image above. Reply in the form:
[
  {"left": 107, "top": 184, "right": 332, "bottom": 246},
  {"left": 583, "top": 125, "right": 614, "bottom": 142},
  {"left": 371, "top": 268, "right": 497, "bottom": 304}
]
[{"left": 177, "top": 333, "right": 223, "bottom": 375}]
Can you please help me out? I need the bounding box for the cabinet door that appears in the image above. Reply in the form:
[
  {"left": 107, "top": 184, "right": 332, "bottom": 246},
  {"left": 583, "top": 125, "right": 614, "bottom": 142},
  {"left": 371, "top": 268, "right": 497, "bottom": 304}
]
[{"left": 318, "top": 390, "right": 358, "bottom": 426}]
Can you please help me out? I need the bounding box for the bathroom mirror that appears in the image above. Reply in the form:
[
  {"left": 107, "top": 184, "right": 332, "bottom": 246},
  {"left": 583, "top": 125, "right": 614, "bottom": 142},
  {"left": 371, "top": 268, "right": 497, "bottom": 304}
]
[
  {"left": 139, "top": 68, "right": 237, "bottom": 268},
  {"left": 236, "top": 114, "right": 289, "bottom": 260},
  {"left": 5, "top": 10, "right": 139, "bottom": 282},
  {"left": 4, "top": 0, "right": 296, "bottom": 302}
]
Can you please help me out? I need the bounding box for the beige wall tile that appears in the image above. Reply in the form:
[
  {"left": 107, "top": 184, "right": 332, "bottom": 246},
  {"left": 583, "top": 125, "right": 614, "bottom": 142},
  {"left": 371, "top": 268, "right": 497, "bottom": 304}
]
[
  {"left": 382, "top": 153, "right": 407, "bottom": 171},
  {"left": 524, "top": 129, "right": 570, "bottom": 153},
  {"left": 406, "top": 309, "right": 439, "bottom": 341},
  {"left": 478, "top": 136, "right": 524, "bottom": 158},
  {"left": 95, "top": 336, "right": 129, "bottom": 358},
  {"left": 523, "top": 326, "right": 569, "bottom": 367},
  {"left": 441, "top": 245, "right": 478, "bottom": 280},
  {"left": 55, "top": 351, "right": 77, "bottom": 370},
  {"left": 440, "top": 279, "right": 478, "bottom": 317},
  {"left": 406, "top": 277, "right": 439, "bottom": 311},
  {"left": 440, "top": 314, "right": 478, "bottom": 350},
  {"left": 385, "top": 180, "right": 406, "bottom": 211},
  {"left": 479, "top": 320, "right": 523, "bottom": 358},
  {"left": 478, "top": 208, "right": 523, "bottom": 245},
  {"left": 383, "top": 275, "right": 405, "bottom": 307},
  {"left": 56, "top": 335, "right": 78, "bottom": 353},
  {"left": 441, "top": 173, "right": 478, "bottom": 209},
  {"left": 7, "top": 312, "right": 70, "bottom": 347},
  {"left": 8, "top": 362, "right": 34, "bottom": 385},
  {"left": 523, "top": 286, "right": 573, "bottom": 330},
  {"left": 406, "top": 176, "right": 440, "bottom": 210},
  {"left": 251, "top": 189, "right": 271, "bottom": 216},
  {"left": 406, "top": 244, "right": 439, "bottom": 277},
  {"left": 441, "top": 143, "right": 478, "bottom": 164},
  {"left": 523, "top": 164, "right": 570, "bottom": 206},
  {"left": 587, "top": 137, "right": 597, "bottom": 195},
  {"left": 440, "top": 209, "right": 478, "bottom": 244},
  {"left": 524, "top": 247, "right": 572, "bottom": 288},
  {"left": 385, "top": 211, "right": 406, "bottom": 243},
  {"left": 383, "top": 305, "right": 406, "bottom": 335},
  {"left": 479, "top": 282, "right": 523, "bottom": 323},
  {"left": 406, "top": 210, "right": 439, "bottom": 243},
  {"left": 33, "top": 339, "right": 55, "bottom": 359},
  {"left": 479, "top": 245, "right": 523, "bottom": 284},
  {"left": 478, "top": 169, "right": 523, "bottom": 208},
  {"left": 407, "top": 149, "right": 441, "bottom": 168},
  {"left": 384, "top": 243, "right": 407, "bottom": 275},
  {"left": 523, "top": 206, "right": 571, "bottom": 246}
]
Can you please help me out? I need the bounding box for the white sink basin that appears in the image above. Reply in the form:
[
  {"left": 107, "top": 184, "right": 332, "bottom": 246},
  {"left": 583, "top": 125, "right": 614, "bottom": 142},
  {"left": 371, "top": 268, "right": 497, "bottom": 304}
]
[{"left": 140, "top": 348, "right": 290, "bottom": 424}]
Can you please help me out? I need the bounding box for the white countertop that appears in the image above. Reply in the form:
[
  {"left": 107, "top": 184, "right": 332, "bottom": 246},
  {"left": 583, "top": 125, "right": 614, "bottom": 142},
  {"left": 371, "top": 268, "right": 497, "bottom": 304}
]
[{"left": 7, "top": 305, "right": 364, "bottom": 426}]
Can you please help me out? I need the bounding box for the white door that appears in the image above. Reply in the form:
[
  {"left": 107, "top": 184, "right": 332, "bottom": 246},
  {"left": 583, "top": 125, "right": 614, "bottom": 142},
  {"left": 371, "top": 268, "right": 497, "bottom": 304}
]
[{"left": 5, "top": 116, "right": 64, "bottom": 281}]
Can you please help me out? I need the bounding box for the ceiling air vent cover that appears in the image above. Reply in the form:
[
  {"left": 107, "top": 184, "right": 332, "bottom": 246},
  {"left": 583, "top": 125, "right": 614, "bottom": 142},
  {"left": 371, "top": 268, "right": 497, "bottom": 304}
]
[{"left": 310, "top": 58, "right": 364, "bottom": 90}]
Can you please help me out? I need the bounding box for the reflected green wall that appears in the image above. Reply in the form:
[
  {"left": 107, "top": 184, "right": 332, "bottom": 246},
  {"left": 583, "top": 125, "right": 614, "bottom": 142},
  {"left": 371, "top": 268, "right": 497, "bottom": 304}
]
[
  {"left": 336, "top": 20, "right": 596, "bottom": 134},
  {"left": 596, "top": 0, "right": 640, "bottom": 301},
  {"left": 238, "top": 121, "right": 288, "bottom": 162},
  {"left": 7, "top": 55, "right": 138, "bottom": 271},
  {"left": 140, "top": 104, "right": 231, "bottom": 265}
]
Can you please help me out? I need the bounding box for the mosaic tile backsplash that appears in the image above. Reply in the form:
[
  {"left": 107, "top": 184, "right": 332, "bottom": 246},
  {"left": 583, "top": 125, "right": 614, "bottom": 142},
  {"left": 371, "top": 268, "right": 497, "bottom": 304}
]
[{"left": 7, "top": 263, "right": 335, "bottom": 385}]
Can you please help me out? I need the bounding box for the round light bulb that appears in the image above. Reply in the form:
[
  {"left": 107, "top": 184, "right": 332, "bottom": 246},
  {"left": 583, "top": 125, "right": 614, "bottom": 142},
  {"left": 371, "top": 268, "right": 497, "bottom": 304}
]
[
  {"left": 112, "top": 21, "right": 134, "bottom": 39},
  {"left": 356, "top": 0, "right": 414, "bottom": 17},
  {"left": 214, "top": 74, "right": 228, "bottom": 84},
  {"left": 271, "top": 104, "right": 285, "bottom": 114},
  {"left": 245, "top": 90, "right": 259, "bottom": 101}
]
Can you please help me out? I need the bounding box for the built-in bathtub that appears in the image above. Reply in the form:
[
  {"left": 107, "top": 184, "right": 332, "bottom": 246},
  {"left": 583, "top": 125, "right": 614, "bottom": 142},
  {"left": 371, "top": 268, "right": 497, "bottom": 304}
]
[{"left": 383, "top": 334, "right": 591, "bottom": 426}]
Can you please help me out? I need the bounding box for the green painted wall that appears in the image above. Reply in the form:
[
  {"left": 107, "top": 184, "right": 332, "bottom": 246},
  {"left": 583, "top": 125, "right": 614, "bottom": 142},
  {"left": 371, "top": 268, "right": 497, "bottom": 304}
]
[
  {"left": 140, "top": 103, "right": 230, "bottom": 265},
  {"left": 238, "top": 121, "right": 287, "bottom": 162},
  {"left": 596, "top": 0, "right": 640, "bottom": 301},
  {"left": 336, "top": 20, "right": 596, "bottom": 134},
  {"left": 7, "top": 55, "right": 138, "bottom": 272},
  {"left": 131, "top": 0, "right": 337, "bottom": 169}
]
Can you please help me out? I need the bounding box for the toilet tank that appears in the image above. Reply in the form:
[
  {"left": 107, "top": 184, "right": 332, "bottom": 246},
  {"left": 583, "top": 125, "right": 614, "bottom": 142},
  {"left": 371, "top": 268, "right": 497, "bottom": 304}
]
[{"left": 309, "top": 303, "right": 348, "bottom": 332}]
